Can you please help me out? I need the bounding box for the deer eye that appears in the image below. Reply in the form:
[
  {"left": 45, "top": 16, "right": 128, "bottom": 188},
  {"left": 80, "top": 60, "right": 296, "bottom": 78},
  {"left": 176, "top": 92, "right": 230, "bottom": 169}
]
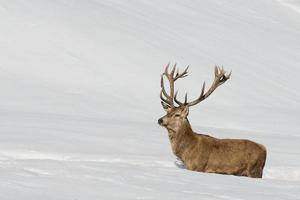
[{"left": 175, "top": 114, "right": 181, "bottom": 117}]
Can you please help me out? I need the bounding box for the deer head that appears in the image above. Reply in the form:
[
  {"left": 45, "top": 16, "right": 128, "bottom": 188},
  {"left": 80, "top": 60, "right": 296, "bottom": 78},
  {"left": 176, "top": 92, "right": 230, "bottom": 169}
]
[{"left": 158, "top": 63, "right": 231, "bottom": 133}]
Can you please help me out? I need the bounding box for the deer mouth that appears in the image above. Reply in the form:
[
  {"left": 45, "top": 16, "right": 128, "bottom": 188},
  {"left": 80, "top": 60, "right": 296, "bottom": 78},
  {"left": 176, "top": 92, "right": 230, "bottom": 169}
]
[
  {"left": 160, "top": 123, "right": 167, "bottom": 127},
  {"left": 158, "top": 119, "right": 167, "bottom": 127},
  {"left": 158, "top": 121, "right": 170, "bottom": 129}
]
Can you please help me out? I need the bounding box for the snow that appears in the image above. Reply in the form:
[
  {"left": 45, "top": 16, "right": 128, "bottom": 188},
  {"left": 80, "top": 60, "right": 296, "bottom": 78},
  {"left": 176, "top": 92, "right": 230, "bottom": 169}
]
[{"left": 0, "top": 0, "right": 300, "bottom": 199}]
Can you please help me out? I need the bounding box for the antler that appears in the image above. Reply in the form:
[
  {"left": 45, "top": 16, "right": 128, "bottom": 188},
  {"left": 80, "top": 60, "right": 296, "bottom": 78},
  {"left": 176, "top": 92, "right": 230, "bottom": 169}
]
[
  {"left": 160, "top": 63, "right": 189, "bottom": 109},
  {"left": 175, "top": 65, "right": 231, "bottom": 107}
]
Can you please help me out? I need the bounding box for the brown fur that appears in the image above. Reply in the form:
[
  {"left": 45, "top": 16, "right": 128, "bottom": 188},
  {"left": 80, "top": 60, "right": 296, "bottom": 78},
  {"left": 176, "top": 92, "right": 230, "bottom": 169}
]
[{"left": 158, "top": 107, "right": 267, "bottom": 178}]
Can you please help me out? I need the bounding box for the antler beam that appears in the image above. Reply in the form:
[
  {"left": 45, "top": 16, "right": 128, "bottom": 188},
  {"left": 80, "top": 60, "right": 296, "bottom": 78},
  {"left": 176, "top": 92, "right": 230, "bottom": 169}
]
[{"left": 185, "top": 66, "right": 231, "bottom": 107}]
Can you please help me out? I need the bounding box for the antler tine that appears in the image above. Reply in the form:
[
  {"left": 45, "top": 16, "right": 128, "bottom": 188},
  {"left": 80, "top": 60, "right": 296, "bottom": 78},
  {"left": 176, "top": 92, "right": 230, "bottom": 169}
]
[
  {"left": 186, "top": 66, "right": 231, "bottom": 107},
  {"left": 227, "top": 70, "right": 232, "bottom": 79},
  {"left": 171, "top": 63, "right": 177, "bottom": 77},
  {"left": 160, "top": 75, "right": 170, "bottom": 99},
  {"left": 184, "top": 65, "right": 189, "bottom": 74},
  {"left": 160, "top": 75, "right": 173, "bottom": 107},
  {"left": 184, "top": 93, "right": 188, "bottom": 104},
  {"left": 174, "top": 91, "right": 184, "bottom": 106},
  {"left": 160, "top": 89, "right": 169, "bottom": 102},
  {"left": 174, "top": 65, "right": 189, "bottom": 81},
  {"left": 174, "top": 90, "right": 189, "bottom": 106},
  {"left": 184, "top": 82, "right": 206, "bottom": 107},
  {"left": 164, "top": 62, "right": 170, "bottom": 74},
  {"left": 161, "top": 100, "right": 171, "bottom": 109},
  {"left": 200, "top": 82, "right": 206, "bottom": 97},
  {"left": 217, "top": 65, "right": 231, "bottom": 85},
  {"left": 175, "top": 68, "right": 179, "bottom": 78},
  {"left": 214, "top": 65, "right": 219, "bottom": 77}
]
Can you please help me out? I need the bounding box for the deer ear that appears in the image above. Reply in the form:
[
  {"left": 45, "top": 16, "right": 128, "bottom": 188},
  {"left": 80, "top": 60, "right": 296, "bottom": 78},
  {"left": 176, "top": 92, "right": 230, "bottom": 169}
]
[
  {"left": 182, "top": 106, "right": 189, "bottom": 117},
  {"left": 161, "top": 101, "right": 171, "bottom": 112},
  {"left": 164, "top": 107, "right": 172, "bottom": 113}
]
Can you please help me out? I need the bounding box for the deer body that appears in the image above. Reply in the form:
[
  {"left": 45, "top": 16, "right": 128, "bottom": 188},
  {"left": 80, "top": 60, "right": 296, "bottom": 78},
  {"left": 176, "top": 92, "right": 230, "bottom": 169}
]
[
  {"left": 158, "top": 64, "right": 267, "bottom": 178},
  {"left": 162, "top": 115, "right": 266, "bottom": 177}
]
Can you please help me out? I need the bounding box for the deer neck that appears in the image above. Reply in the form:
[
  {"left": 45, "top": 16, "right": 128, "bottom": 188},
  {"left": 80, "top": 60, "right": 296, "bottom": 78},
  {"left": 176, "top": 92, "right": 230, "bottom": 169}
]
[{"left": 167, "top": 119, "right": 195, "bottom": 159}]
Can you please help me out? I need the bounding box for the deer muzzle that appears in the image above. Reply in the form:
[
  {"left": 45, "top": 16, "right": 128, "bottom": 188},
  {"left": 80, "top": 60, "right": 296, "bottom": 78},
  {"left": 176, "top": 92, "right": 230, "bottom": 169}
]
[{"left": 158, "top": 118, "right": 164, "bottom": 126}]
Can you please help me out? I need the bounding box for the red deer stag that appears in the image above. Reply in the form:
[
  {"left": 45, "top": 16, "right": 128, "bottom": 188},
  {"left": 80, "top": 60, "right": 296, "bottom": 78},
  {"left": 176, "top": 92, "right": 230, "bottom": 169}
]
[{"left": 158, "top": 64, "right": 267, "bottom": 178}]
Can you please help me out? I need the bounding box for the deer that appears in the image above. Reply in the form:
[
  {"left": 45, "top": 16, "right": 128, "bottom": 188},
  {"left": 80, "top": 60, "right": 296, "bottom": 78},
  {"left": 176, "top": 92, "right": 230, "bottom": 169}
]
[{"left": 158, "top": 64, "right": 267, "bottom": 178}]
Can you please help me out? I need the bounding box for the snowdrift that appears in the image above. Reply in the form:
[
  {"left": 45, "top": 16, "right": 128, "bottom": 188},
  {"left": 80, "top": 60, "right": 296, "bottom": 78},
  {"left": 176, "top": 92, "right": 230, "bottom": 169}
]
[{"left": 0, "top": 0, "right": 299, "bottom": 199}]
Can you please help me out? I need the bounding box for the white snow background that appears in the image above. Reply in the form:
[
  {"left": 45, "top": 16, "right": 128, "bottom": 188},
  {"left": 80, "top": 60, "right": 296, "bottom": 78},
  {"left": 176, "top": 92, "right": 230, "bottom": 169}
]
[{"left": 0, "top": 0, "right": 300, "bottom": 199}]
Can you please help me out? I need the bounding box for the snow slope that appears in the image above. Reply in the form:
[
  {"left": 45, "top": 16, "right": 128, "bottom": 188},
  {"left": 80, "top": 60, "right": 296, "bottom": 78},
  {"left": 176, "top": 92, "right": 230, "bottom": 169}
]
[{"left": 0, "top": 0, "right": 300, "bottom": 199}]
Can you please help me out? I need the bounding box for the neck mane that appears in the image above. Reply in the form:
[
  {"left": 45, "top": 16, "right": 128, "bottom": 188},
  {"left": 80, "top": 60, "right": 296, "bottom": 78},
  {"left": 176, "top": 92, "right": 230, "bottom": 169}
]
[{"left": 167, "top": 119, "right": 195, "bottom": 159}]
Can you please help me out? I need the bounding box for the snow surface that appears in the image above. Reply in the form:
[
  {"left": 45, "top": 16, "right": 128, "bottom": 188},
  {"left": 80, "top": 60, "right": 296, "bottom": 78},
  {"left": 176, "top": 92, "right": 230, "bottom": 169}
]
[{"left": 0, "top": 0, "right": 300, "bottom": 199}]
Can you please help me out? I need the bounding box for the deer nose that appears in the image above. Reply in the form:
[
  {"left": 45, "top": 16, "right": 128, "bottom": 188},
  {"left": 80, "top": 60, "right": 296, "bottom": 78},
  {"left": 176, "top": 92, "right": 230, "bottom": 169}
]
[{"left": 158, "top": 118, "right": 163, "bottom": 125}]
